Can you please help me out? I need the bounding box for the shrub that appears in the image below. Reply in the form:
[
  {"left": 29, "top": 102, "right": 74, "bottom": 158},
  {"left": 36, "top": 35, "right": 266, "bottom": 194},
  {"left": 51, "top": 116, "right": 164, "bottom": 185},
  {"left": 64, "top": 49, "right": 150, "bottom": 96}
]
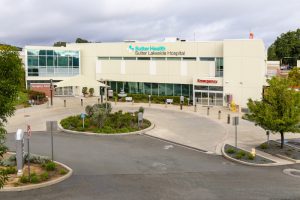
[
  {"left": 61, "top": 115, "right": 81, "bottom": 129},
  {"left": 82, "top": 87, "right": 88, "bottom": 96},
  {"left": 89, "top": 88, "right": 94, "bottom": 96},
  {"left": 237, "top": 150, "right": 246, "bottom": 157},
  {"left": 247, "top": 153, "right": 255, "bottom": 160},
  {"left": 19, "top": 175, "right": 29, "bottom": 183},
  {"left": 24, "top": 153, "right": 50, "bottom": 164},
  {"left": 45, "top": 162, "right": 56, "bottom": 171},
  {"left": 138, "top": 107, "right": 144, "bottom": 113},
  {"left": 4, "top": 167, "right": 17, "bottom": 174},
  {"left": 226, "top": 148, "right": 236, "bottom": 154},
  {"left": 30, "top": 173, "right": 40, "bottom": 184},
  {"left": 235, "top": 154, "right": 243, "bottom": 159},
  {"left": 59, "top": 169, "right": 67, "bottom": 175},
  {"left": 260, "top": 143, "right": 268, "bottom": 149},
  {"left": 40, "top": 172, "right": 49, "bottom": 181},
  {"left": 85, "top": 105, "right": 93, "bottom": 117},
  {"left": 0, "top": 155, "right": 16, "bottom": 167}
]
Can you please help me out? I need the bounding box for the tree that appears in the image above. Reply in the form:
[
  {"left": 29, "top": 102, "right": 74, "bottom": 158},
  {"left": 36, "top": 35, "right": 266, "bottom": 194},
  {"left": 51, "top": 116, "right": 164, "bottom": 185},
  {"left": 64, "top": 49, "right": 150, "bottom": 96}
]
[
  {"left": 82, "top": 87, "right": 88, "bottom": 96},
  {"left": 89, "top": 88, "right": 94, "bottom": 96},
  {"left": 246, "top": 77, "right": 300, "bottom": 148},
  {"left": 53, "top": 41, "right": 66, "bottom": 47},
  {"left": 0, "top": 45, "right": 23, "bottom": 188},
  {"left": 267, "top": 29, "right": 300, "bottom": 66},
  {"left": 75, "top": 38, "right": 89, "bottom": 43},
  {"left": 288, "top": 67, "right": 300, "bottom": 87}
]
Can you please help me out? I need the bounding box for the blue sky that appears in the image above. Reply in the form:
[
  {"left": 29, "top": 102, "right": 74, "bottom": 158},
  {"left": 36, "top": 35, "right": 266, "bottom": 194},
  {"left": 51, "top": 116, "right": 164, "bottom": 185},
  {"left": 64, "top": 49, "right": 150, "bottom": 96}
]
[{"left": 0, "top": 0, "right": 299, "bottom": 47}]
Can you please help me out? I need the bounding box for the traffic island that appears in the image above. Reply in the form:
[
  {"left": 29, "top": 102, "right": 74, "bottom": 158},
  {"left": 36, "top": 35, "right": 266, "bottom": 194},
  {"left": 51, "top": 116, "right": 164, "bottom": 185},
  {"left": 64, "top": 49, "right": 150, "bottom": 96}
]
[
  {"left": 0, "top": 153, "right": 72, "bottom": 192},
  {"left": 58, "top": 103, "right": 154, "bottom": 135},
  {"left": 257, "top": 140, "right": 300, "bottom": 163},
  {"left": 222, "top": 144, "right": 275, "bottom": 166}
]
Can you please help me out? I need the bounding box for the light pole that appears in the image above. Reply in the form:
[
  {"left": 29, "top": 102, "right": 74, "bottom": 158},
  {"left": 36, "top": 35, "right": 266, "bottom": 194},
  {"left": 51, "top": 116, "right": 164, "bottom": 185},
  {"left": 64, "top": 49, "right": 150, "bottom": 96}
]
[{"left": 50, "top": 79, "right": 53, "bottom": 106}]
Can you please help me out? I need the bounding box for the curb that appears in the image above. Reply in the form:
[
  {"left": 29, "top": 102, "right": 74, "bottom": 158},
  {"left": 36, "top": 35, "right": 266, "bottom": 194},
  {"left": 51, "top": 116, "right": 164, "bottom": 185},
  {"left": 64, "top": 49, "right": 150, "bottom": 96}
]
[
  {"left": 221, "top": 143, "right": 280, "bottom": 167},
  {"left": 0, "top": 161, "right": 73, "bottom": 192},
  {"left": 58, "top": 119, "right": 155, "bottom": 136}
]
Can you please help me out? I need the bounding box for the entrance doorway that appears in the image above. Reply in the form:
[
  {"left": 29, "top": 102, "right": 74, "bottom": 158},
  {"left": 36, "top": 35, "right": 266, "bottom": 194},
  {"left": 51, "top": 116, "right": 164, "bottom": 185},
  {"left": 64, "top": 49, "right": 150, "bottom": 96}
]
[{"left": 195, "top": 91, "right": 223, "bottom": 106}]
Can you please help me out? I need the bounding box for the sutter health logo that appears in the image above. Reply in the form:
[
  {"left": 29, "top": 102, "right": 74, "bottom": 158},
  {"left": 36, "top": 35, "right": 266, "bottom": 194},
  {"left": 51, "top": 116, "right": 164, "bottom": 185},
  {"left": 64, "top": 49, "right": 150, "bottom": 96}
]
[{"left": 128, "top": 45, "right": 166, "bottom": 52}]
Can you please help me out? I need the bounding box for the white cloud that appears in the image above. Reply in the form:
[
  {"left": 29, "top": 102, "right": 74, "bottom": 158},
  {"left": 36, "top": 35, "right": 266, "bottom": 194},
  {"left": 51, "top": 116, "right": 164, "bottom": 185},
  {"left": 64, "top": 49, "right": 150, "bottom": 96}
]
[{"left": 0, "top": 0, "right": 299, "bottom": 47}]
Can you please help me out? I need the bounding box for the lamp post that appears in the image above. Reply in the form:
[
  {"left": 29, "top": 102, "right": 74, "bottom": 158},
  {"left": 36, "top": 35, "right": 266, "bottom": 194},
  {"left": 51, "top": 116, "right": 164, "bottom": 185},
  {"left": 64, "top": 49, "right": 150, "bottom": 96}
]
[{"left": 50, "top": 79, "right": 53, "bottom": 106}]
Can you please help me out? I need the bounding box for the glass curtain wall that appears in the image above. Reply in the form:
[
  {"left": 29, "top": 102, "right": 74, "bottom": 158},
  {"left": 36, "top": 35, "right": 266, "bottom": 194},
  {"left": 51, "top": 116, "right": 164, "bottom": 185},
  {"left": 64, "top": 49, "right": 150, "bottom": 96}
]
[
  {"left": 27, "top": 49, "right": 80, "bottom": 77},
  {"left": 108, "top": 81, "right": 192, "bottom": 98}
]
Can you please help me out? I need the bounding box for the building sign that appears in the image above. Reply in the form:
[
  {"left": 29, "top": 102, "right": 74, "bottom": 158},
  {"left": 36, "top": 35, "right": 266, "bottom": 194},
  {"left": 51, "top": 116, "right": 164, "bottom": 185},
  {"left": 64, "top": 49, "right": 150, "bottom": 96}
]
[
  {"left": 128, "top": 45, "right": 185, "bottom": 56},
  {"left": 197, "top": 79, "right": 218, "bottom": 84},
  {"left": 31, "top": 83, "right": 50, "bottom": 88}
]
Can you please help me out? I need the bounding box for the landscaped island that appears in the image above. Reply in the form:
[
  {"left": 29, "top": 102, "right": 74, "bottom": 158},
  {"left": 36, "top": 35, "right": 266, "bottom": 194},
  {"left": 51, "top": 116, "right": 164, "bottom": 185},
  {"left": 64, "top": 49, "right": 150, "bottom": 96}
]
[{"left": 60, "top": 103, "right": 151, "bottom": 134}]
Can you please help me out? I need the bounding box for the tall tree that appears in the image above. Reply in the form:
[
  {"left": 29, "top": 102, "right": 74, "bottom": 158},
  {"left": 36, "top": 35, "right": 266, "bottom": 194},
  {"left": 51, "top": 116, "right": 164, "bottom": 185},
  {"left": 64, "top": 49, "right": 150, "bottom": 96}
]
[
  {"left": 0, "top": 45, "right": 23, "bottom": 188},
  {"left": 288, "top": 67, "right": 300, "bottom": 87},
  {"left": 267, "top": 29, "right": 300, "bottom": 66},
  {"left": 53, "top": 41, "right": 66, "bottom": 47},
  {"left": 75, "top": 38, "right": 89, "bottom": 43},
  {"left": 246, "top": 77, "right": 300, "bottom": 148}
]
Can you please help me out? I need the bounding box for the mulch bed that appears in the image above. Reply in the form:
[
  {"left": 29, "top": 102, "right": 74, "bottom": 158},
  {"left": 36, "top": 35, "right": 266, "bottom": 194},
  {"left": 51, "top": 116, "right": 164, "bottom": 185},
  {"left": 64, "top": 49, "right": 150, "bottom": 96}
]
[
  {"left": 224, "top": 144, "right": 274, "bottom": 164},
  {"left": 257, "top": 140, "right": 300, "bottom": 160}
]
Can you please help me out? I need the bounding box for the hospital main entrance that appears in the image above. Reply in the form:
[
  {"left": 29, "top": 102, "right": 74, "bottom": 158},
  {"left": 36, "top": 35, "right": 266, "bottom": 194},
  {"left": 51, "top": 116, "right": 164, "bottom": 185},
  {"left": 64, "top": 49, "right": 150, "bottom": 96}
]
[{"left": 195, "top": 91, "right": 223, "bottom": 106}]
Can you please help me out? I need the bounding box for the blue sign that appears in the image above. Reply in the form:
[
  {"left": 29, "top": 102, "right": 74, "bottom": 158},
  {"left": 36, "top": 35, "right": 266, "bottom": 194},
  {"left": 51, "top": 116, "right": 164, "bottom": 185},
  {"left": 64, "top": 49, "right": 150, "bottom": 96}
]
[
  {"left": 128, "top": 45, "right": 166, "bottom": 52},
  {"left": 80, "top": 113, "right": 86, "bottom": 119}
]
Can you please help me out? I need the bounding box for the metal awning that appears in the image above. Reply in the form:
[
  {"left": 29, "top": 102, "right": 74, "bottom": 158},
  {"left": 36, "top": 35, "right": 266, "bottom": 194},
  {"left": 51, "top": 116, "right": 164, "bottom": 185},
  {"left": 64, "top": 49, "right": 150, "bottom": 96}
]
[{"left": 54, "top": 75, "right": 108, "bottom": 88}]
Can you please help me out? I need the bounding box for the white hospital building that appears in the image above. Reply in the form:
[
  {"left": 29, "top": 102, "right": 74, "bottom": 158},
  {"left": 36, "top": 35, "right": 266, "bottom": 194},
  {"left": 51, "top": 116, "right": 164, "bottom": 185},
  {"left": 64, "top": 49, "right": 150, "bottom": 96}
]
[{"left": 25, "top": 38, "right": 267, "bottom": 110}]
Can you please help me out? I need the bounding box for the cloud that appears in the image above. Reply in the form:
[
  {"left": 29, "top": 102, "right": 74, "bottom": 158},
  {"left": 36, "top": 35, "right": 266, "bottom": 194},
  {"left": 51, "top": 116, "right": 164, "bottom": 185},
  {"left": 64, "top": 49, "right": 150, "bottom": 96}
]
[{"left": 0, "top": 0, "right": 299, "bottom": 47}]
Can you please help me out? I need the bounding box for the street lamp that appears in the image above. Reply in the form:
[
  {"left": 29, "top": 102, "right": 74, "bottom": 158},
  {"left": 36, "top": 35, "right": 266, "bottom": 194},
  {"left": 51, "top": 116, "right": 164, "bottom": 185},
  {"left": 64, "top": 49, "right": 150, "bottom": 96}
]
[{"left": 50, "top": 79, "right": 53, "bottom": 106}]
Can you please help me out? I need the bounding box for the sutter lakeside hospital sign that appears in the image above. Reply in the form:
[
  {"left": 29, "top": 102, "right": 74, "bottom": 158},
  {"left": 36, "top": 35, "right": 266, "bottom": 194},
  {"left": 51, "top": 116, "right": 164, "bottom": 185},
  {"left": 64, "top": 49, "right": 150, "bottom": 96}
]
[{"left": 128, "top": 45, "right": 185, "bottom": 56}]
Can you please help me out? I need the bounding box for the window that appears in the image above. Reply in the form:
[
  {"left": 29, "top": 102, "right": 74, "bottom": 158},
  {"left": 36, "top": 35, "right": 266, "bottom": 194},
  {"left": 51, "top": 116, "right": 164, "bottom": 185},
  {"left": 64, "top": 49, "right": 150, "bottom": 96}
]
[
  {"left": 200, "top": 57, "right": 215, "bottom": 61},
  {"left": 166, "top": 84, "right": 173, "bottom": 96},
  {"left": 167, "top": 57, "right": 181, "bottom": 61},
  {"left": 58, "top": 57, "right": 68, "bottom": 67},
  {"left": 174, "top": 84, "right": 182, "bottom": 96},
  {"left": 151, "top": 83, "right": 158, "bottom": 95},
  {"left": 137, "top": 57, "right": 150, "bottom": 60},
  {"left": 47, "top": 56, "right": 54, "bottom": 66},
  {"left": 183, "top": 57, "right": 196, "bottom": 61},
  {"left": 123, "top": 57, "right": 136, "bottom": 60},
  {"left": 73, "top": 57, "right": 79, "bottom": 67},
  {"left": 110, "top": 57, "right": 122, "bottom": 60},
  {"left": 39, "top": 56, "right": 46, "bottom": 66},
  {"left": 151, "top": 57, "right": 166, "bottom": 61},
  {"left": 144, "top": 83, "right": 151, "bottom": 95},
  {"left": 215, "top": 57, "right": 223, "bottom": 77},
  {"left": 159, "top": 83, "right": 166, "bottom": 96},
  {"left": 98, "top": 57, "right": 109, "bottom": 60},
  {"left": 28, "top": 56, "right": 38, "bottom": 66}
]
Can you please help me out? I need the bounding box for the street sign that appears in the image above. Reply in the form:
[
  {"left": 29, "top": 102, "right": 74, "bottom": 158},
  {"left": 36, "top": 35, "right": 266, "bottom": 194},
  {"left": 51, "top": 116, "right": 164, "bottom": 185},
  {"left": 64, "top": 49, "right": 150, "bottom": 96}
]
[
  {"left": 46, "top": 121, "right": 58, "bottom": 131},
  {"left": 232, "top": 116, "right": 239, "bottom": 126},
  {"left": 81, "top": 113, "right": 86, "bottom": 119}
]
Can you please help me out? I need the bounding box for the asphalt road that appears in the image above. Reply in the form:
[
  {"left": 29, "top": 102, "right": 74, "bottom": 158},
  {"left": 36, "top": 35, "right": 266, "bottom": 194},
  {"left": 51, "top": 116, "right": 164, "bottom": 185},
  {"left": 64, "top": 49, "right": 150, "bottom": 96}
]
[{"left": 1, "top": 131, "right": 300, "bottom": 200}]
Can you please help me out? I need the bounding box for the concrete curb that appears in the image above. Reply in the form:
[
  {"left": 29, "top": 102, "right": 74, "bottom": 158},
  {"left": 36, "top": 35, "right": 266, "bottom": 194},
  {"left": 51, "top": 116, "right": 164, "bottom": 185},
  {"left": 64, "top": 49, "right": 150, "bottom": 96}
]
[
  {"left": 0, "top": 161, "right": 73, "bottom": 192},
  {"left": 58, "top": 119, "right": 155, "bottom": 136},
  {"left": 221, "top": 143, "right": 281, "bottom": 167}
]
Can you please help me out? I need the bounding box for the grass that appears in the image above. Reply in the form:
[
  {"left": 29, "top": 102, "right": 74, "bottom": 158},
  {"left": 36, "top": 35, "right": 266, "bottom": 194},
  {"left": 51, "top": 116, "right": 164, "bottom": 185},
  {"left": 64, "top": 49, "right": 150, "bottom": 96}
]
[{"left": 14, "top": 91, "right": 30, "bottom": 107}]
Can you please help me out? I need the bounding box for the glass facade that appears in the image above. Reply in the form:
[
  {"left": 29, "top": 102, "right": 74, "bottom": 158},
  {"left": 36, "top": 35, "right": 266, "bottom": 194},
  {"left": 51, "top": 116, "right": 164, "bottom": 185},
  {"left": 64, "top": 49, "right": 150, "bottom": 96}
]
[
  {"left": 27, "top": 49, "right": 80, "bottom": 77},
  {"left": 215, "top": 58, "right": 223, "bottom": 77},
  {"left": 108, "top": 81, "right": 193, "bottom": 98}
]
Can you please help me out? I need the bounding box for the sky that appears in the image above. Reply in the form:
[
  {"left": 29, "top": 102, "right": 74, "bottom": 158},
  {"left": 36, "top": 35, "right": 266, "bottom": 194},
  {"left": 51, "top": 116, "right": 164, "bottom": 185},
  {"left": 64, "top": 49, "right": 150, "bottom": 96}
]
[{"left": 0, "top": 0, "right": 299, "bottom": 48}]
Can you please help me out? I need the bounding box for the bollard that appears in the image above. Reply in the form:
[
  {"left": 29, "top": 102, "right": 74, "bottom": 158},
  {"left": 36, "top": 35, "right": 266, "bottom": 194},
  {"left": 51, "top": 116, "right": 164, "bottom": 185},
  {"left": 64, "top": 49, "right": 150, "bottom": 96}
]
[
  {"left": 132, "top": 100, "right": 134, "bottom": 105},
  {"left": 194, "top": 104, "right": 197, "bottom": 112},
  {"left": 218, "top": 110, "right": 221, "bottom": 120},
  {"left": 81, "top": 99, "right": 83, "bottom": 106},
  {"left": 207, "top": 107, "right": 210, "bottom": 116},
  {"left": 115, "top": 97, "right": 117, "bottom": 105},
  {"left": 165, "top": 101, "right": 167, "bottom": 108},
  {"left": 64, "top": 99, "right": 66, "bottom": 107},
  {"left": 148, "top": 95, "right": 151, "bottom": 107},
  {"left": 180, "top": 103, "right": 183, "bottom": 110},
  {"left": 227, "top": 114, "right": 230, "bottom": 124},
  {"left": 97, "top": 98, "right": 100, "bottom": 104}
]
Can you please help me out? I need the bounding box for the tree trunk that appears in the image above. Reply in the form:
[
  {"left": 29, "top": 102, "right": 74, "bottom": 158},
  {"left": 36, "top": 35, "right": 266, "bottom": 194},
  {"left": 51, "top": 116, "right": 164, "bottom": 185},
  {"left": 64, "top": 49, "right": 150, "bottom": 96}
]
[{"left": 280, "top": 132, "right": 284, "bottom": 149}]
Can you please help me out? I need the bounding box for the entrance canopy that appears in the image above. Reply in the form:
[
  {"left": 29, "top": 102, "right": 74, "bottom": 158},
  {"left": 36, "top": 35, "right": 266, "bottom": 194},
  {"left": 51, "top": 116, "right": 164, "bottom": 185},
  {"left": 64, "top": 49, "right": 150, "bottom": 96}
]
[{"left": 55, "top": 75, "right": 108, "bottom": 88}]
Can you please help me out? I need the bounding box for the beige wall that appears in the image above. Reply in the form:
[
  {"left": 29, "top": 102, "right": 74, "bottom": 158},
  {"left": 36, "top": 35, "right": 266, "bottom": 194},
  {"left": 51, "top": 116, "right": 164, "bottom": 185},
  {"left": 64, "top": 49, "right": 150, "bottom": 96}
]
[{"left": 26, "top": 39, "right": 266, "bottom": 108}]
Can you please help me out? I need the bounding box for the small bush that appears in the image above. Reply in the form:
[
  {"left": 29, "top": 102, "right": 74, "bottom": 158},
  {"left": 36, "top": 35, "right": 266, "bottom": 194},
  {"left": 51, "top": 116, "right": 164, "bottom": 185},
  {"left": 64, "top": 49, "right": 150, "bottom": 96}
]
[
  {"left": 138, "top": 107, "right": 144, "bottom": 113},
  {"left": 30, "top": 173, "right": 40, "bottom": 184},
  {"left": 20, "top": 175, "right": 29, "bottom": 183},
  {"left": 260, "top": 143, "right": 268, "bottom": 149},
  {"left": 40, "top": 172, "right": 49, "bottom": 181},
  {"left": 4, "top": 167, "right": 17, "bottom": 174},
  {"left": 59, "top": 169, "right": 67, "bottom": 175},
  {"left": 45, "top": 162, "right": 56, "bottom": 171},
  {"left": 237, "top": 150, "right": 246, "bottom": 157},
  {"left": 247, "top": 153, "right": 255, "bottom": 160},
  {"left": 235, "top": 154, "right": 243, "bottom": 159},
  {"left": 226, "top": 148, "right": 236, "bottom": 154}
]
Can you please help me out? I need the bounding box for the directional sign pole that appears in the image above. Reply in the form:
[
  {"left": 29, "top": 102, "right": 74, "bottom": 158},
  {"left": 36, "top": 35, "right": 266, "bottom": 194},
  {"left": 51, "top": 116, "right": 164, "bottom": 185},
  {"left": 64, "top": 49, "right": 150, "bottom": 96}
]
[
  {"left": 27, "top": 125, "right": 31, "bottom": 181},
  {"left": 51, "top": 122, "right": 54, "bottom": 161},
  {"left": 235, "top": 124, "right": 237, "bottom": 148}
]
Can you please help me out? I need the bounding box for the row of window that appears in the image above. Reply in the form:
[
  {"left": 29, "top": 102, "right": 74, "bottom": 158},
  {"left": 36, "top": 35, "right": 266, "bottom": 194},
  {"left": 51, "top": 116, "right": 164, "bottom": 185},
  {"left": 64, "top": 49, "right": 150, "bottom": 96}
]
[
  {"left": 28, "top": 68, "right": 79, "bottom": 77},
  {"left": 108, "top": 81, "right": 193, "bottom": 97},
  {"left": 99, "top": 57, "right": 222, "bottom": 61},
  {"left": 27, "top": 49, "right": 79, "bottom": 57},
  {"left": 28, "top": 56, "right": 80, "bottom": 67}
]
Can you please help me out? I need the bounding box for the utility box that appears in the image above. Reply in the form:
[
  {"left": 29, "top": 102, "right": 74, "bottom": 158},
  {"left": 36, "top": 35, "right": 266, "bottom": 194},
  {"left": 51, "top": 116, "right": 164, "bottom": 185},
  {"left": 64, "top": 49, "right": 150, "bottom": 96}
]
[{"left": 15, "top": 129, "right": 24, "bottom": 176}]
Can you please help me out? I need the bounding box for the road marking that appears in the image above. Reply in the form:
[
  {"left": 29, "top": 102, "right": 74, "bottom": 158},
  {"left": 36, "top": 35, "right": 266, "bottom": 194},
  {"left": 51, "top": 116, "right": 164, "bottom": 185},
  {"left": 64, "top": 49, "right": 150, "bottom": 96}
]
[
  {"left": 164, "top": 145, "right": 174, "bottom": 150},
  {"left": 283, "top": 169, "right": 300, "bottom": 178}
]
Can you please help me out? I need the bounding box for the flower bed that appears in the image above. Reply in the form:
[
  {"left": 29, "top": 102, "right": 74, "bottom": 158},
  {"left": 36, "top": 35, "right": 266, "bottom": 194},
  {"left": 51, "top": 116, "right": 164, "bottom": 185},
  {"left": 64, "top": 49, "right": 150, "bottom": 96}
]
[
  {"left": 60, "top": 103, "right": 151, "bottom": 134},
  {"left": 0, "top": 153, "right": 69, "bottom": 188},
  {"left": 224, "top": 144, "right": 274, "bottom": 164}
]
